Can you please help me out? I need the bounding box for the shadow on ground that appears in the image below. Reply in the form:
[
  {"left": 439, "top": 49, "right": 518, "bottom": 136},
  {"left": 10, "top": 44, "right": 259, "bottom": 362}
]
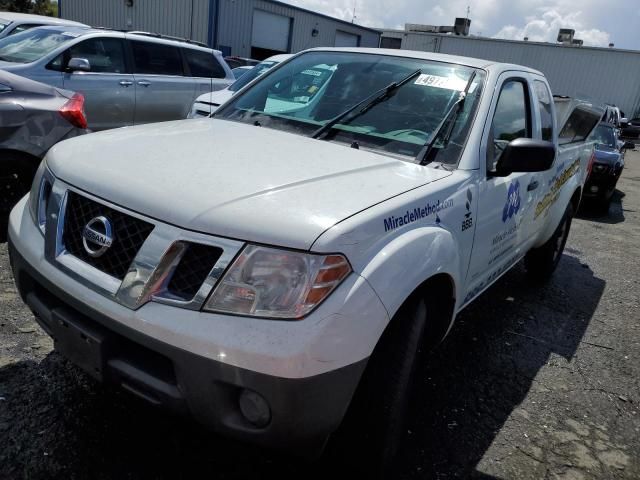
[
  {"left": 0, "top": 255, "right": 605, "bottom": 479},
  {"left": 577, "top": 190, "right": 626, "bottom": 225}
]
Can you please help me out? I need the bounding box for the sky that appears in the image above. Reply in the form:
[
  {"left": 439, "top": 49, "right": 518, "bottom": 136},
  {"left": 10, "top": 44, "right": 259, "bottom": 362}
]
[{"left": 293, "top": 0, "right": 640, "bottom": 50}]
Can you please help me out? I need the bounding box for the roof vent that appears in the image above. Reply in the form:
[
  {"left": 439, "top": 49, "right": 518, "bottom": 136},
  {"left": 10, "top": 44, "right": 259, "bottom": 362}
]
[{"left": 557, "top": 28, "right": 575, "bottom": 44}]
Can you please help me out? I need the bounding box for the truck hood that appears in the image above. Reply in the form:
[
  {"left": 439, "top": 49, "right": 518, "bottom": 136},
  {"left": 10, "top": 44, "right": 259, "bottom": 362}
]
[{"left": 47, "top": 119, "right": 451, "bottom": 250}]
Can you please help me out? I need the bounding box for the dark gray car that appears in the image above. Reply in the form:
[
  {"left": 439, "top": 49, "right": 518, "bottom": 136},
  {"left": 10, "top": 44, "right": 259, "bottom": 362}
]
[{"left": 1, "top": 70, "right": 87, "bottom": 239}]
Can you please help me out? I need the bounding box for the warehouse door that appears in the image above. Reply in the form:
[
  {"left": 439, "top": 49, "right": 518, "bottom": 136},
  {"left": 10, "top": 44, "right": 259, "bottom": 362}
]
[
  {"left": 251, "top": 10, "right": 291, "bottom": 59},
  {"left": 334, "top": 30, "right": 360, "bottom": 47}
]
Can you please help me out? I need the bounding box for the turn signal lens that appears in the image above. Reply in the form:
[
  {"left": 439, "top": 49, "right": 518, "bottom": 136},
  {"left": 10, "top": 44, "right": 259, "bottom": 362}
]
[
  {"left": 203, "top": 246, "right": 351, "bottom": 319},
  {"left": 28, "top": 161, "right": 54, "bottom": 235},
  {"left": 59, "top": 93, "right": 88, "bottom": 129}
]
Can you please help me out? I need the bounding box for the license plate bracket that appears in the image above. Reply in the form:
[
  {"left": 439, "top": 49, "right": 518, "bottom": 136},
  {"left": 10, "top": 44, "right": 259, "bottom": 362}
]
[{"left": 50, "top": 308, "right": 107, "bottom": 381}]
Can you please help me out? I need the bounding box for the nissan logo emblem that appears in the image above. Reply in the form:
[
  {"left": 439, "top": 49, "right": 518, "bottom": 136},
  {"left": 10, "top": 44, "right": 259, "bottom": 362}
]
[{"left": 82, "top": 216, "right": 114, "bottom": 258}]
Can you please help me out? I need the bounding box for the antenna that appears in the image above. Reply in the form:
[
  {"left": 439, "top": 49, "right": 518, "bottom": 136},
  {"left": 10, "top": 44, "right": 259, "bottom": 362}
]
[
  {"left": 352, "top": 0, "right": 357, "bottom": 23},
  {"left": 466, "top": 5, "right": 470, "bottom": 21}
]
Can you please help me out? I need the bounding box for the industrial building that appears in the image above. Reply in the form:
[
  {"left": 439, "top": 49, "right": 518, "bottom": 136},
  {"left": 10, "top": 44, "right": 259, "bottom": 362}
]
[
  {"left": 58, "top": 0, "right": 381, "bottom": 59},
  {"left": 381, "top": 25, "right": 640, "bottom": 117}
]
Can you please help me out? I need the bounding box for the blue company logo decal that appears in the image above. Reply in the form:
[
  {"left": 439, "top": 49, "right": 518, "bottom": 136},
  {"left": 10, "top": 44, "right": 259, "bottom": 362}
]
[
  {"left": 502, "top": 180, "right": 521, "bottom": 222},
  {"left": 383, "top": 198, "right": 454, "bottom": 232}
]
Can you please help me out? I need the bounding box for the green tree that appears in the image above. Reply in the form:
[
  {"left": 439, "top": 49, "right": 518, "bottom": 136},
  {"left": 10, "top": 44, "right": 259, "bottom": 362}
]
[
  {"left": 32, "top": 0, "right": 55, "bottom": 15},
  {"left": 0, "top": 0, "right": 58, "bottom": 16}
]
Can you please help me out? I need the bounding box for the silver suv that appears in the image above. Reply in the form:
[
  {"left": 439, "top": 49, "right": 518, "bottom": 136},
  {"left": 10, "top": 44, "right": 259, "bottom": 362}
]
[{"left": 0, "top": 26, "right": 234, "bottom": 130}]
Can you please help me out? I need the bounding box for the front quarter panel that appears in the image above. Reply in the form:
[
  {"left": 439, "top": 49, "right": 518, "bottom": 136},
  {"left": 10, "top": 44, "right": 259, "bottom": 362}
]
[{"left": 312, "top": 169, "right": 478, "bottom": 320}]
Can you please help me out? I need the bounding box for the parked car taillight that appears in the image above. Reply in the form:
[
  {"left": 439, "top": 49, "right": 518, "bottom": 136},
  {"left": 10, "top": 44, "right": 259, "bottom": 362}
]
[
  {"left": 586, "top": 152, "right": 596, "bottom": 179},
  {"left": 59, "top": 93, "right": 88, "bottom": 129}
]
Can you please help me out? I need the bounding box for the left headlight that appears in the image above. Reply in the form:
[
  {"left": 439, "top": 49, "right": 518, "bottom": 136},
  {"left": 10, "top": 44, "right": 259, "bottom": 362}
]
[
  {"left": 203, "top": 245, "right": 351, "bottom": 319},
  {"left": 28, "top": 161, "right": 54, "bottom": 235}
]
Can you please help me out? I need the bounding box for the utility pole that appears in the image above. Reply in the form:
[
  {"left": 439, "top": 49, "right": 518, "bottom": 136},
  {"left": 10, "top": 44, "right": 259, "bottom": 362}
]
[{"left": 352, "top": 0, "right": 357, "bottom": 24}]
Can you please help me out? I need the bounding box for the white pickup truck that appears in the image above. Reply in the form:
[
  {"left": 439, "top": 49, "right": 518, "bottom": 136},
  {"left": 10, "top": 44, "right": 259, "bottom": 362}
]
[{"left": 8, "top": 48, "right": 602, "bottom": 471}]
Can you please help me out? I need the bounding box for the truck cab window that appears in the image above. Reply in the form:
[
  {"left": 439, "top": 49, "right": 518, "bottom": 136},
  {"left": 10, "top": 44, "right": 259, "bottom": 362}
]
[
  {"left": 488, "top": 80, "right": 530, "bottom": 171},
  {"left": 534, "top": 80, "right": 553, "bottom": 141}
]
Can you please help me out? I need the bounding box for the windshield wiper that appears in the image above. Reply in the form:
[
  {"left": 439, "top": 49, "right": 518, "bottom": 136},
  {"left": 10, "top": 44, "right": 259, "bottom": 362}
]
[
  {"left": 416, "top": 71, "right": 477, "bottom": 165},
  {"left": 311, "top": 69, "right": 423, "bottom": 140}
]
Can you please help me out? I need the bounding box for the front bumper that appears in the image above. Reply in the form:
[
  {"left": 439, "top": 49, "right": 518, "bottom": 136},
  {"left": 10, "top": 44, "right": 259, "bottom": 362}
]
[
  {"left": 7, "top": 197, "right": 384, "bottom": 454},
  {"left": 583, "top": 166, "right": 622, "bottom": 198}
]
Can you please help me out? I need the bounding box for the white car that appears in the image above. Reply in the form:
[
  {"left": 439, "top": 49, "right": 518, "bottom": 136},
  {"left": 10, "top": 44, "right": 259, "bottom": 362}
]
[
  {"left": 0, "top": 12, "right": 86, "bottom": 38},
  {"left": 9, "top": 47, "right": 602, "bottom": 472},
  {"left": 231, "top": 65, "right": 252, "bottom": 79},
  {"left": 188, "top": 53, "right": 291, "bottom": 118}
]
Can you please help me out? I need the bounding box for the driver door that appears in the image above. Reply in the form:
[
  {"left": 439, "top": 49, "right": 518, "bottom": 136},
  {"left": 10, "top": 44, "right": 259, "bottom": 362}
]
[{"left": 464, "top": 75, "right": 540, "bottom": 300}]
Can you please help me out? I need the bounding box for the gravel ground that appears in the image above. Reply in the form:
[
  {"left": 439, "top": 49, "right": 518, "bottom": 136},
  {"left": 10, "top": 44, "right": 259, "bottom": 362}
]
[{"left": 1, "top": 152, "right": 639, "bottom": 479}]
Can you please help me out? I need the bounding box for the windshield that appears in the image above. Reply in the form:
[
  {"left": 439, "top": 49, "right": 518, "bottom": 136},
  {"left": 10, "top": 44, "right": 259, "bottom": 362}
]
[
  {"left": 0, "top": 28, "right": 74, "bottom": 63},
  {"left": 229, "top": 60, "right": 279, "bottom": 92},
  {"left": 217, "top": 51, "right": 485, "bottom": 164},
  {"left": 591, "top": 124, "right": 616, "bottom": 148}
]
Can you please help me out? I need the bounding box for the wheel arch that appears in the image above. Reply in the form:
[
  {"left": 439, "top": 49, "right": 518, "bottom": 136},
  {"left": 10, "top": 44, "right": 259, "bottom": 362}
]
[
  {"left": 0, "top": 148, "right": 42, "bottom": 170},
  {"left": 571, "top": 186, "right": 582, "bottom": 211},
  {"left": 412, "top": 272, "right": 457, "bottom": 348}
]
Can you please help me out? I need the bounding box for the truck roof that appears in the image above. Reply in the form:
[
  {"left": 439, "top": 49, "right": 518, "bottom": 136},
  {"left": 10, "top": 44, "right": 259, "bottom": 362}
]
[{"left": 306, "top": 47, "right": 544, "bottom": 76}]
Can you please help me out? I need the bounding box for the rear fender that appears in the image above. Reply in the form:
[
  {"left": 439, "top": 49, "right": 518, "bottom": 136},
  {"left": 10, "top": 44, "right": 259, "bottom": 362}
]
[
  {"left": 533, "top": 146, "right": 590, "bottom": 247},
  {"left": 0, "top": 95, "right": 76, "bottom": 159}
]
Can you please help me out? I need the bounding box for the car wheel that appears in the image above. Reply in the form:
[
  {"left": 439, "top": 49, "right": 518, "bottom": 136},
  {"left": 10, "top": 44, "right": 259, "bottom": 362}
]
[
  {"left": 332, "top": 296, "right": 428, "bottom": 478},
  {"left": 525, "top": 201, "right": 574, "bottom": 281},
  {"left": 599, "top": 191, "right": 614, "bottom": 214},
  {"left": 1, "top": 153, "right": 39, "bottom": 242}
]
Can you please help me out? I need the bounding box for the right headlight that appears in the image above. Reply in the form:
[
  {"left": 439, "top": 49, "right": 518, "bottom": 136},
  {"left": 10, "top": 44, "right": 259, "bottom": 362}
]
[
  {"left": 203, "top": 245, "right": 351, "bottom": 319},
  {"left": 28, "top": 160, "right": 54, "bottom": 235}
]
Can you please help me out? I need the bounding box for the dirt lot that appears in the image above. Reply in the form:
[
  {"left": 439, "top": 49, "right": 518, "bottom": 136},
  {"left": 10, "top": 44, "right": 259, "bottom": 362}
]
[{"left": 1, "top": 152, "right": 639, "bottom": 480}]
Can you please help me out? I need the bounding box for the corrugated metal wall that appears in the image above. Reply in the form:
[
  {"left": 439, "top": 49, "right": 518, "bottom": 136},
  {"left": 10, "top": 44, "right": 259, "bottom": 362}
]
[
  {"left": 382, "top": 30, "right": 640, "bottom": 117},
  {"left": 60, "top": 0, "right": 380, "bottom": 56},
  {"left": 216, "top": 0, "right": 379, "bottom": 57},
  {"left": 60, "top": 0, "right": 210, "bottom": 44}
]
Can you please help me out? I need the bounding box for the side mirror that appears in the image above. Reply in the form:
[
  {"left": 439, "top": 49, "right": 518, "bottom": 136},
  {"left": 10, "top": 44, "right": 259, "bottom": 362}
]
[
  {"left": 494, "top": 138, "right": 556, "bottom": 176},
  {"left": 67, "top": 57, "right": 90, "bottom": 72},
  {"left": 623, "top": 141, "right": 635, "bottom": 150}
]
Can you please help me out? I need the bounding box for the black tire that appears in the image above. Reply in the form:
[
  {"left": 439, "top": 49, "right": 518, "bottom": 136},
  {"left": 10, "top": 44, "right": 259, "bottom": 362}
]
[
  {"left": 598, "top": 192, "right": 613, "bottom": 215},
  {"left": 0, "top": 152, "right": 39, "bottom": 242},
  {"left": 332, "top": 296, "right": 428, "bottom": 478},
  {"left": 525, "top": 201, "right": 574, "bottom": 281}
]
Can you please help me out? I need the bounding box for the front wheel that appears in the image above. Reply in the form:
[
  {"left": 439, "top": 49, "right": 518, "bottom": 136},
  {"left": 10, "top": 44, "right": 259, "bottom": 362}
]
[
  {"left": 1, "top": 154, "right": 39, "bottom": 242},
  {"left": 525, "top": 201, "right": 574, "bottom": 281},
  {"left": 332, "top": 297, "right": 428, "bottom": 477}
]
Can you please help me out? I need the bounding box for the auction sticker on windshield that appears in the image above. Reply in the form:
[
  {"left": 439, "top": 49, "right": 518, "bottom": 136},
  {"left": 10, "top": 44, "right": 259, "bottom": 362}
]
[{"left": 414, "top": 74, "right": 468, "bottom": 91}]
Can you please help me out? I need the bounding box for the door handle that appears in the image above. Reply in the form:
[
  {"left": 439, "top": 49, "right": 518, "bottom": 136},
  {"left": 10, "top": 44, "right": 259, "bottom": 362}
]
[
  {"left": 527, "top": 180, "right": 539, "bottom": 191},
  {"left": 137, "top": 81, "right": 151, "bottom": 87},
  {"left": 119, "top": 80, "right": 133, "bottom": 87}
]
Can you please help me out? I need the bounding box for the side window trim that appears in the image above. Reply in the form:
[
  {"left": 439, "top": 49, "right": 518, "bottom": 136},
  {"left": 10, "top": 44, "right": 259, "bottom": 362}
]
[{"left": 180, "top": 47, "right": 191, "bottom": 77}]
